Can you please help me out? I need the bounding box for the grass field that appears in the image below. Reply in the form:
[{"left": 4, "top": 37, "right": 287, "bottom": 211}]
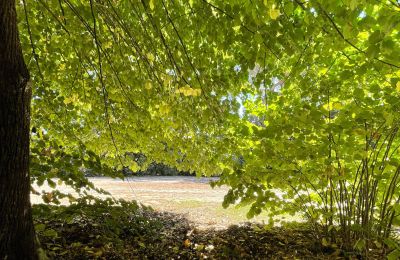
[{"left": 31, "top": 176, "right": 283, "bottom": 229}]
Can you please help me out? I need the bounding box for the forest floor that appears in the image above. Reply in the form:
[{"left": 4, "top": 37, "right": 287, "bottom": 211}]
[
  {"left": 31, "top": 177, "right": 389, "bottom": 259},
  {"left": 33, "top": 200, "right": 384, "bottom": 259}
]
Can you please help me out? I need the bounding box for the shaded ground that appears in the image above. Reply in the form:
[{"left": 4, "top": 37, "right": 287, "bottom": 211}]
[
  {"left": 32, "top": 177, "right": 273, "bottom": 229},
  {"left": 34, "top": 200, "right": 383, "bottom": 259},
  {"left": 32, "top": 179, "right": 393, "bottom": 259}
]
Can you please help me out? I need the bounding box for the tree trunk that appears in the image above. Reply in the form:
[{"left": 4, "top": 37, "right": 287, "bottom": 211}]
[{"left": 0, "top": 0, "right": 37, "bottom": 259}]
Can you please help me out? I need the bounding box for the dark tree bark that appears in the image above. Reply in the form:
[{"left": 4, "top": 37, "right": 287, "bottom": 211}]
[{"left": 0, "top": 0, "right": 37, "bottom": 259}]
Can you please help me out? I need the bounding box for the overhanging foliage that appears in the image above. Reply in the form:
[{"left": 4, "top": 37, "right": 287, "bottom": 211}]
[{"left": 18, "top": 0, "right": 400, "bottom": 255}]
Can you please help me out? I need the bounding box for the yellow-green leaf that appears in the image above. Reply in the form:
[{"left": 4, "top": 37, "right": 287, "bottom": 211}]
[{"left": 269, "top": 6, "right": 280, "bottom": 20}]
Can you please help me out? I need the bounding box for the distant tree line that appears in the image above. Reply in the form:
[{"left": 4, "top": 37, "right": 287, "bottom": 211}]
[
  {"left": 122, "top": 162, "right": 194, "bottom": 177},
  {"left": 83, "top": 152, "right": 194, "bottom": 177}
]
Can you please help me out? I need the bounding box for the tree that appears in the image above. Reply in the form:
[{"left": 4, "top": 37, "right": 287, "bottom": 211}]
[
  {"left": 1, "top": 0, "right": 399, "bottom": 257},
  {"left": 0, "top": 0, "right": 37, "bottom": 259}
]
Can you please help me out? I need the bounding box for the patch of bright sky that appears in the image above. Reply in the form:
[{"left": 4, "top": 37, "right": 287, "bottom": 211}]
[
  {"left": 237, "top": 97, "right": 245, "bottom": 118},
  {"left": 234, "top": 64, "right": 241, "bottom": 72},
  {"left": 166, "top": 68, "right": 176, "bottom": 76},
  {"left": 236, "top": 64, "right": 261, "bottom": 117},
  {"left": 271, "top": 77, "right": 283, "bottom": 93},
  {"left": 359, "top": 11, "right": 366, "bottom": 19},
  {"left": 232, "top": 63, "right": 284, "bottom": 118},
  {"left": 87, "top": 69, "right": 96, "bottom": 79}
]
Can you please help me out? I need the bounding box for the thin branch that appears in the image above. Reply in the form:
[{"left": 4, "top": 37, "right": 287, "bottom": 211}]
[
  {"left": 63, "top": 0, "right": 146, "bottom": 112},
  {"left": 89, "top": 0, "right": 123, "bottom": 166},
  {"left": 101, "top": 1, "right": 164, "bottom": 91},
  {"left": 201, "top": 0, "right": 280, "bottom": 60},
  {"left": 294, "top": 0, "right": 307, "bottom": 10},
  {"left": 388, "top": 0, "right": 400, "bottom": 9},
  {"left": 140, "top": 0, "right": 191, "bottom": 86},
  {"left": 283, "top": 37, "right": 312, "bottom": 83},
  {"left": 321, "top": 8, "right": 400, "bottom": 69},
  {"left": 162, "top": 0, "right": 206, "bottom": 95},
  {"left": 58, "top": 0, "right": 67, "bottom": 26},
  {"left": 22, "top": 0, "right": 43, "bottom": 80},
  {"left": 37, "top": 0, "right": 70, "bottom": 35}
]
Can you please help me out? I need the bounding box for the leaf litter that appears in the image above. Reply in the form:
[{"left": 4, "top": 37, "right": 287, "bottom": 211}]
[{"left": 33, "top": 198, "right": 388, "bottom": 259}]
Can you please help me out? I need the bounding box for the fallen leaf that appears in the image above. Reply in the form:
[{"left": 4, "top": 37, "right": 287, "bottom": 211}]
[{"left": 184, "top": 239, "right": 191, "bottom": 248}]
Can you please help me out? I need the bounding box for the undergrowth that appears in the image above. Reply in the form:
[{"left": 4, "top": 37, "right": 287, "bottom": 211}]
[{"left": 32, "top": 197, "right": 399, "bottom": 259}]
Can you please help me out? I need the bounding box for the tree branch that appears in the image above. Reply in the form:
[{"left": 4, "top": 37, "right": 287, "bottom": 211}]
[
  {"left": 321, "top": 8, "right": 400, "bottom": 69},
  {"left": 162, "top": 0, "right": 206, "bottom": 94},
  {"left": 201, "top": 0, "right": 280, "bottom": 60},
  {"left": 22, "top": 0, "right": 43, "bottom": 80},
  {"left": 89, "top": 0, "right": 123, "bottom": 166}
]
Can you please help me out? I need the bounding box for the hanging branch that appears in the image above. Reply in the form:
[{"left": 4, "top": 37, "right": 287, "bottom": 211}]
[
  {"left": 161, "top": 0, "right": 206, "bottom": 95},
  {"left": 58, "top": 0, "right": 67, "bottom": 26},
  {"left": 102, "top": 0, "right": 164, "bottom": 90},
  {"left": 37, "top": 0, "right": 70, "bottom": 34},
  {"left": 201, "top": 0, "right": 280, "bottom": 60},
  {"left": 89, "top": 0, "right": 124, "bottom": 166},
  {"left": 22, "top": 0, "right": 43, "bottom": 80},
  {"left": 321, "top": 8, "right": 400, "bottom": 69}
]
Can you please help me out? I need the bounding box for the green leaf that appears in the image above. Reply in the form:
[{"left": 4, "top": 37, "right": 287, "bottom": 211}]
[
  {"left": 42, "top": 229, "right": 58, "bottom": 238},
  {"left": 269, "top": 6, "right": 280, "bottom": 20},
  {"left": 35, "top": 223, "right": 46, "bottom": 232},
  {"left": 387, "top": 249, "right": 400, "bottom": 260},
  {"left": 353, "top": 238, "right": 366, "bottom": 251}
]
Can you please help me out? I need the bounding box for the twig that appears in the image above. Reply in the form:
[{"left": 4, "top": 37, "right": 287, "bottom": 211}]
[
  {"left": 201, "top": 0, "right": 280, "bottom": 60},
  {"left": 321, "top": 7, "right": 400, "bottom": 69},
  {"left": 22, "top": 0, "right": 43, "bottom": 80},
  {"left": 89, "top": 0, "right": 124, "bottom": 166},
  {"left": 162, "top": 0, "right": 206, "bottom": 94}
]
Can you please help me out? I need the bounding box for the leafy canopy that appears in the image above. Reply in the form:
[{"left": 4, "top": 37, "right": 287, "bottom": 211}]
[{"left": 19, "top": 0, "right": 400, "bottom": 251}]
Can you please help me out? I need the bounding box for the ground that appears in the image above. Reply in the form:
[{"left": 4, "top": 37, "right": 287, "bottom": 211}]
[
  {"left": 33, "top": 200, "right": 377, "bottom": 259},
  {"left": 31, "top": 177, "right": 390, "bottom": 259},
  {"left": 32, "top": 176, "right": 276, "bottom": 229}
]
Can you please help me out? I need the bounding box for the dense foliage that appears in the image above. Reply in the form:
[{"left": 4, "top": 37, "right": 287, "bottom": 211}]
[{"left": 18, "top": 0, "right": 400, "bottom": 255}]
